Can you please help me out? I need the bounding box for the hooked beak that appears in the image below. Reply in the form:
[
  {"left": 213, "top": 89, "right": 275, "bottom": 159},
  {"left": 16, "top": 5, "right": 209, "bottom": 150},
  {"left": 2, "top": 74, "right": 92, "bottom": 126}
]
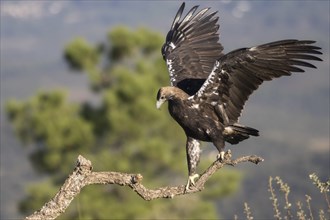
[{"left": 156, "top": 100, "right": 165, "bottom": 109}]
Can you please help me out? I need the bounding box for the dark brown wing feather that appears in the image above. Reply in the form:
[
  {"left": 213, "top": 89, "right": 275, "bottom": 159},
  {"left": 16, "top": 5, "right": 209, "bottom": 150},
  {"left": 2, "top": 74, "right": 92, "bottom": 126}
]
[
  {"left": 162, "top": 2, "right": 223, "bottom": 95},
  {"left": 191, "top": 39, "right": 322, "bottom": 123}
]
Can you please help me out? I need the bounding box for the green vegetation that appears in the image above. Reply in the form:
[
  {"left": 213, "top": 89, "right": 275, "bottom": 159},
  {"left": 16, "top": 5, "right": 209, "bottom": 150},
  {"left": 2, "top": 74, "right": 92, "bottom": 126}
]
[{"left": 6, "top": 26, "right": 240, "bottom": 219}]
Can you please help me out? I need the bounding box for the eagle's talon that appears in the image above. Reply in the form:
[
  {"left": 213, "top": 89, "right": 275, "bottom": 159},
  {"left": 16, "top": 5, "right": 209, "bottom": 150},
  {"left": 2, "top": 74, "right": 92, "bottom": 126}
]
[
  {"left": 217, "top": 151, "right": 225, "bottom": 161},
  {"left": 217, "top": 150, "right": 232, "bottom": 162},
  {"left": 185, "top": 174, "right": 200, "bottom": 191},
  {"left": 225, "top": 149, "right": 232, "bottom": 159}
]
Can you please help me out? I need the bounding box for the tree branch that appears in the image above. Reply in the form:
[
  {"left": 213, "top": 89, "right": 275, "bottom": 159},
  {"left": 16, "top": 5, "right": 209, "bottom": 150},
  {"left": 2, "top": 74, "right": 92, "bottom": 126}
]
[{"left": 25, "top": 151, "right": 264, "bottom": 220}]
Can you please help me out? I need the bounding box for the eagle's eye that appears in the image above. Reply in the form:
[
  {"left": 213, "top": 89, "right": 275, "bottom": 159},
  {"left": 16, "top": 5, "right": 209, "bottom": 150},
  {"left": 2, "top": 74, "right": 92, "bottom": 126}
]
[
  {"left": 156, "top": 92, "right": 167, "bottom": 109},
  {"left": 157, "top": 89, "right": 167, "bottom": 101}
]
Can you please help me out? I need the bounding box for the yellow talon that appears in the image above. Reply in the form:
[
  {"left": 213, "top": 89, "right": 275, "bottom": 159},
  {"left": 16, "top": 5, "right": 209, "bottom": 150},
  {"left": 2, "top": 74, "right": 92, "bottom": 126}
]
[{"left": 185, "top": 174, "right": 200, "bottom": 190}]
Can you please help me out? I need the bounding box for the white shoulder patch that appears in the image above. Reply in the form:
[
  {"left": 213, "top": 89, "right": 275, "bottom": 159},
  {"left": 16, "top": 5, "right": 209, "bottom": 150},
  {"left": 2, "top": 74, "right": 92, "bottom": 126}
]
[
  {"left": 194, "top": 60, "right": 220, "bottom": 99},
  {"left": 166, "top": 59, "right": 176, "bottom": 85},
  {"left": 249, "top": 46, "right": 257, "bottom": 51}
]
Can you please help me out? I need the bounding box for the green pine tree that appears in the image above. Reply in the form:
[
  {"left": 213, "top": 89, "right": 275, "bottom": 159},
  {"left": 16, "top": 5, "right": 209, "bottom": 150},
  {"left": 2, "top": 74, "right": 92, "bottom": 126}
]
[{"left": 6, "top": 26, "right": 241, "bottom": 219}]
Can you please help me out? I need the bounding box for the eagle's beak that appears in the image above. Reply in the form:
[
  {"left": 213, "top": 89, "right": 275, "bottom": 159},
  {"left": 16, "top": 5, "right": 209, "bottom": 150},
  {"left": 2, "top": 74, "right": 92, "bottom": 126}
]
[{"left": 156, "top": 100, "right": 165, "bottom": 109}]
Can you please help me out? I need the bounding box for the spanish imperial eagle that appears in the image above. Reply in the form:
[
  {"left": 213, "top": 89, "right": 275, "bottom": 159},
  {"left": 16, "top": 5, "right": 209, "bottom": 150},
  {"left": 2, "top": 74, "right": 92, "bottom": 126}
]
[{"left": 156, "top": 2, "right": 322, "bottom": 190}]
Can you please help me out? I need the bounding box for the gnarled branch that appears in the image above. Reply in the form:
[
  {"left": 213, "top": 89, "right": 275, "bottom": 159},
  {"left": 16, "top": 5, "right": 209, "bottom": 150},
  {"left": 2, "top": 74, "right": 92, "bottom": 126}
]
[{"left": 25, "top": 151, "right": 264, "bottom": 220}]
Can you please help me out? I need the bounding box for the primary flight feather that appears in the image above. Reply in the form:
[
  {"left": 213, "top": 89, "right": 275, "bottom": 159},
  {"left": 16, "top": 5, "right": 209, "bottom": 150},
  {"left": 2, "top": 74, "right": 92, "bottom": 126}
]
[{"left": 156, "top": 2, "right": 322, "bottom": 190}]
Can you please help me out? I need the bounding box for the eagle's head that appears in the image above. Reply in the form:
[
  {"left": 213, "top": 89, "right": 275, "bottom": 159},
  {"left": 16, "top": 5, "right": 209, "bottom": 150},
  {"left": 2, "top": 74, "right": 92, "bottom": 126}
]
[
  {"left": 156, "top": 86, "right": 189, "bottom": 109},
  {"left": 156, "top": 87, "right": 170, "bottom": 109}
]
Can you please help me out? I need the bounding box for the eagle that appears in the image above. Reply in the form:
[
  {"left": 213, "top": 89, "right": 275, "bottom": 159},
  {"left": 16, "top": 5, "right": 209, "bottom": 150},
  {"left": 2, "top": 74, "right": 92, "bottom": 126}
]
[{"left": 156, "top": 2, "right": 322, "bottom": 190}]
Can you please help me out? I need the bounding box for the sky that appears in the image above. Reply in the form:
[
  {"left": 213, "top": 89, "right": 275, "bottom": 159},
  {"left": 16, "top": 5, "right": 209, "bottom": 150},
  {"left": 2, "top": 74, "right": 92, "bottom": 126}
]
[{"left": 1, "top": 1, "right": 329, "bottom": 219}]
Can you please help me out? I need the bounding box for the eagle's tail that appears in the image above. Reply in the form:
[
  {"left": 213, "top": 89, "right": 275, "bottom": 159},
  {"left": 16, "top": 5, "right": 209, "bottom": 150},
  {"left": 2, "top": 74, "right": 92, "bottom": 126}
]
[{"left": 224, "top": 123, "right": 259, "bottom": 145}]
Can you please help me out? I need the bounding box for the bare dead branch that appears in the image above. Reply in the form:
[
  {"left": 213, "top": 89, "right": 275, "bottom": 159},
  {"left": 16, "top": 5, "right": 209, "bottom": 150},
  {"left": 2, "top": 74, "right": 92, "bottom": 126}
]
[{"left": 25, "top": 152, "right": 264, "bottom": 220}]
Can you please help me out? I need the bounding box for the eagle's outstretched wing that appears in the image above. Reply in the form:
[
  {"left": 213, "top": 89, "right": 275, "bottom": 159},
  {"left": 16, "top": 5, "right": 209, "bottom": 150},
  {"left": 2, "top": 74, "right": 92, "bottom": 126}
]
[
  {"left": 162, "top": 2, "right": 223, "bottom": 95},
  {"left": 191, "top": 39, "right": 322, "bottom": 123}
]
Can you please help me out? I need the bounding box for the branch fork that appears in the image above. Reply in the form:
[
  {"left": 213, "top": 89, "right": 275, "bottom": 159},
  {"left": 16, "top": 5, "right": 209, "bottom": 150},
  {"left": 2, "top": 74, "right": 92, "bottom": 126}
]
[{"left": 26, "top": 152, "right": 264, "bottom": 220}]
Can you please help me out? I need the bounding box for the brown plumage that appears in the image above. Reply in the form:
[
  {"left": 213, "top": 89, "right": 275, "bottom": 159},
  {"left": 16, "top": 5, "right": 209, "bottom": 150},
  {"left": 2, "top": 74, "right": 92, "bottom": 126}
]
[{"left": 156, "top": 2, "right": 322, "bottom": 190}]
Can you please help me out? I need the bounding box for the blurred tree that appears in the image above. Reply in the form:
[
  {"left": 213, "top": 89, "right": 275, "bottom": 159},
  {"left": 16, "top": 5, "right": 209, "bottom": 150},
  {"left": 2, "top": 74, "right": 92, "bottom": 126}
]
[{"left": 6, "top": 26, "right": 241, "bottom": 219}]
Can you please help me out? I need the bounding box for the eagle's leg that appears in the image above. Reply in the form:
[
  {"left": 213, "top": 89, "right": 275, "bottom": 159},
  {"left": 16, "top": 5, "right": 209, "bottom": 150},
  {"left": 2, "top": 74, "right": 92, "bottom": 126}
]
[
  {"left": 213, "top": 138, "right": 226, "bottom": 161},
  {"left": 185, "top": 137, "right": 201, "bottom": 190}
]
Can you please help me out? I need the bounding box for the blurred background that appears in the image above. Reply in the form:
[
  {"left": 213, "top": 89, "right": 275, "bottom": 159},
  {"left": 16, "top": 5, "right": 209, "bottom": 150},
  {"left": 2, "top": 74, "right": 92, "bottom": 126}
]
[{"left": 1, "top": 1, "right": 329, "bottom": 219}]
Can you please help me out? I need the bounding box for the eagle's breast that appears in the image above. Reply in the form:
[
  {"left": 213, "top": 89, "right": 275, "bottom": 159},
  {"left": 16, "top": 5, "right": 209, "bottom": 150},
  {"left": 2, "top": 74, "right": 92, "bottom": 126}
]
[{"left": 168, "top": 100, "right": 223, "bottom": 141}]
